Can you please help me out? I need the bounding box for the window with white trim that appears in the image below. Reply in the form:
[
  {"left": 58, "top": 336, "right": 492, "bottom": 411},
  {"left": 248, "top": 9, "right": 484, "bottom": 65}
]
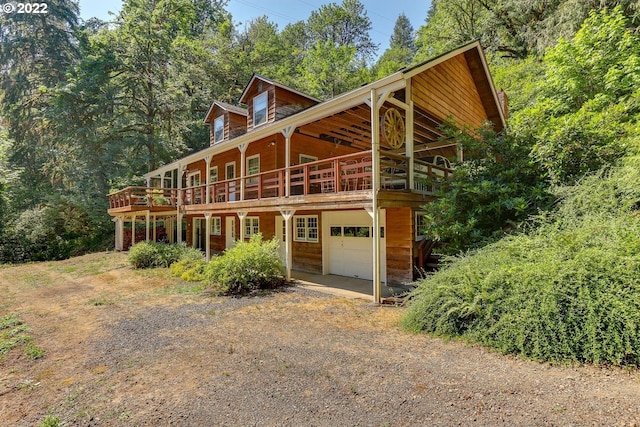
[
  {"left": 209, "top": 166, "right": 218, "bottom": 183},
  {"left": 211, "top": 217, "right": 222, "bottom": 235},
  {"left": 246, "top": 154, "right": 260, "bottom": 184},
  {"left": 415, "top": 211, "right": 427, "bottom": 240},
  {"left": 294, "top": 215, "right": 318, "bottom": 242},
  {"left": 244, "top": 217, "right": 260, "bottom": 238},
  {"left": 213, "top": 115, "right": 224, "bottom": 143},
  {"left": 187, "top": 171, "right": 200, "bottom": 187},
  {"left": 299, "top": 154, "right": 317, "bottom": 164},
  {"left": 253, "top": 91, "right": 268, "bottom": 127}
]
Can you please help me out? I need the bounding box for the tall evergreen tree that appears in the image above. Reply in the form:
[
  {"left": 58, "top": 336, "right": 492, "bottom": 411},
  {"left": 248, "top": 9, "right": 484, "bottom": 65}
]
[
  {"left": 0, "top": 0, "right": 80, "bottom": 207},
  {"left": 390, "top": 12, "right": 416, "bottom": 53},
  {"left": 374, "top": 13, "right": 416, "bottom": 78}
]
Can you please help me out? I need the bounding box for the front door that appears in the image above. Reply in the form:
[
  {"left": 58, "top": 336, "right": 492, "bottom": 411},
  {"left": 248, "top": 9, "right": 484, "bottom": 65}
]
[
  {"left": 225, "top": 216, "right": 236, "bottom": 248},
  {"left": 193, "top": 218, "right": 204, "bottom": 250}
]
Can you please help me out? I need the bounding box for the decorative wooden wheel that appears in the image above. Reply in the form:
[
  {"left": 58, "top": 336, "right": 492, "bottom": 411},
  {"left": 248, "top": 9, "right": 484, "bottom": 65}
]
[{"left": 383, "top": 108, "right": 405, "bottom": 148}]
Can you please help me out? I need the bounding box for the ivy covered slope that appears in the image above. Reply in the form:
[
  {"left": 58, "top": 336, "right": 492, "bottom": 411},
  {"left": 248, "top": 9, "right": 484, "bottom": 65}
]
[
  {"left": 403, "top": 8, "right": 640, "bottom": 367},
  {"left": 404, "top": 150, "right": 640, "bottom": 366}
]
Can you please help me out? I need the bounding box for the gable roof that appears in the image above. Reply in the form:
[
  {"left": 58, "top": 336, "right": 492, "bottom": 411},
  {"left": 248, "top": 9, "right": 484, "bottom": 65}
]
[
  {"left": 146, "top": 40, "right": 505, "bottom": 179},
  {"left": 204, "top": 101, "right": 248, "bottom": 124},
  {"left": 239, "top": 73, "right": 321, "bottom": 105},
  {"left": 404, "top": 40, "right": 506, "bottom": 131}
]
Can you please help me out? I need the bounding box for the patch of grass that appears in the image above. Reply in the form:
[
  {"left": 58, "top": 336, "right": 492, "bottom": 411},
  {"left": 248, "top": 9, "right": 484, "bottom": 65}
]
[
  {"left": 0, "top": 313, "right": 32, "bottom": 356},
  {"left": 88, "top": 297, "right": 115, "bottom": 306},
  {"left": 38, "top": 414, "right": 61, "bottom": 427},
  {"left": 25, "top": 342, "right": 46, "bottom": 360}
]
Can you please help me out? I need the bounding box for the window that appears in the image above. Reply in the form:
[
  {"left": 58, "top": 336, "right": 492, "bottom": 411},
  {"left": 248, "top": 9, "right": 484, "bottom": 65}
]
[
  {"left": 209, "top": 166, "right": 218, "bottom": 183},
  {"left": 294, "top": 215, "right": 318, "bottom": 242},
  {"left": 187, "top": 171, "right": 200, "bottom": 187},
  {"left": 246, "top": 154, "right": 260, "bottom": 184},
  {"left": 299, "top": 154, "right": 317, "bottom": 164},
  {"left": 415, "top": 211, "right": 427, "bottom": 240},
  {"left": 213, "top": 115, "right": 224, "bottom": 143},
  {"left": 211, "top": 217, "right": 221, "bottom": 235},
  {"left": 253, "top": 91, "right": 268, "bottom": 127},
  {"left": 244, "top": 217, "right": 259, "bottom": 238}
]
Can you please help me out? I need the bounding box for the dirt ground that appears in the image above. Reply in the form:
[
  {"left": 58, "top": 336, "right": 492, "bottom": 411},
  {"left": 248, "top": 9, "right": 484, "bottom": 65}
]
[{"left": 2, "top": 252, "right": 640, "bottom": 426}]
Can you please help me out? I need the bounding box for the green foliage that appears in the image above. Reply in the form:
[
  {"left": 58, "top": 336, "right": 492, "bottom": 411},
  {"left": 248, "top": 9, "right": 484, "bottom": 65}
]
[
  {"left": 204, "top": 234, "right": 285, "bottom": 295},
  {"left": 169, "top": 255, "right": 209, "bottom": 282},
  {"left": 25, "top": 342, "right": 46, "bottom": 360},
  {"left": 420, "top": 121, "right": 550, "bottom": 254},
  {"left": 513, "top": 7, "right": 640, "bottom": 185},
  {"left": 404, "top": 154, "right": 640, "bottom": 366},
  {"left": 0, "top": 313, "right": 32, "bottom": 358},
  {"left": 128, "top": 242, "right": 203, "bottom": 269},
  {"left": 37, "top": 415, "right": 61, "bottom": 427},
  {"left": 0, "top": 197, "right": 110, "bottom": 263}
]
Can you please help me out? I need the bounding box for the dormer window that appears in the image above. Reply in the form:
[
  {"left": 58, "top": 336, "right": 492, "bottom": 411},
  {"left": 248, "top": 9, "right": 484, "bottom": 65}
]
[
  {"left": 253, "top": 91, "right": 268, "bottom": 127},
  {"left": 213, "top": 115, "right": 224, "bottom": 143}
]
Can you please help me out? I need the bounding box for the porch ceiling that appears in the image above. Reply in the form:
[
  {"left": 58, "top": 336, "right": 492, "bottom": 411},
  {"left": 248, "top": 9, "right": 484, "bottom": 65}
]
[{"left": 295, "top": 101, "right": 448, "bottom": 159}]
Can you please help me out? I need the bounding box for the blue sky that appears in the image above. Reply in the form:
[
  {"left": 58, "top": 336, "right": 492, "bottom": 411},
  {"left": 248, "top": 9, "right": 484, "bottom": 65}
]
[{"left": 77, "top": 0, "right": 432, "bottom": 54}]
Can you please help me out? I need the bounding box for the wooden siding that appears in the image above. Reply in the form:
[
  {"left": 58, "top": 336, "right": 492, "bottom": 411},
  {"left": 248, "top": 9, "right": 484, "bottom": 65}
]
[
  {"left": 228, "top": 111, "right": 247, "bottom": 139},
  {"left": 412, "top": 55, "right": 487, "bottom": 129},
  {"left": 246, "top": 85, "right": 276, "bottom": 131},
  {"left": 384, "top": 207, "right": 413, "bottom": 285},
  {"left": 274, "top": 86, "right": 317, "bottom": 120}
]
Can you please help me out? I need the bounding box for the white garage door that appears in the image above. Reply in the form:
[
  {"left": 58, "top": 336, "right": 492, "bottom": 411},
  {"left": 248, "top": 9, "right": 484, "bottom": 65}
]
[{"left": 325, "top": 211, "right": 385, "bottom": 281}]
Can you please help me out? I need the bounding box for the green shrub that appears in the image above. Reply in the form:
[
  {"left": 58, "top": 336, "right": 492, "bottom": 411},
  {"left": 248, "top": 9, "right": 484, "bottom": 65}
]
[
  {"left": 128, "top": 241, "right": 203, "bottom": 269},
  {"left": 170, "top": 256, "right": 209, "bottom": 282},
  {"left": 204, "top": 234, "right": 284, "bottom": 295},
  {"left": 403, "top": 156, "right": 640, "bottom": 366}
]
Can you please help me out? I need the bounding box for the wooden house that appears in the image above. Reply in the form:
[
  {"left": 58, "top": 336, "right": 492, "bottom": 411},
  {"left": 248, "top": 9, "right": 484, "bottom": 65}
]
[{"left": 107, "top": 41, "right": 507, "bottom": 302}]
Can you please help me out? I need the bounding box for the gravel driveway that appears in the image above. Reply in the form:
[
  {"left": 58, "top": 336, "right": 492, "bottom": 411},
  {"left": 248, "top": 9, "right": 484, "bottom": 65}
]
[{"left": 2, "top": 253, "right": 640, "bottom": 426}]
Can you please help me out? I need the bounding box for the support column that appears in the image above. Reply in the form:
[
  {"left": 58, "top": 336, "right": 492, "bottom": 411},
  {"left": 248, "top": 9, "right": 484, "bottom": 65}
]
[
  {"left": 238, "top": 144, "right": 248, "bottom": 201},
  {"left": 281, "top": 126, "right": 294, "bottom": 197},
  {"left": 177, "top": 212, "right": 183, "bottom": 244},
  {"left": 167, "top": 217, "right": 174, "bottom": 243},
  {"left": 279, "top": 209, "right": 295, "bottom": 280},
  {"left": 204, "top": 213, "right": 212, "bottom": 261},
  {"left": 145, "top": 211, "right": 150, "bottom": 242},
  {"left": 370, "top": 87, "right": 384, "bottom": 303},
  {"left": 153, "top": 215, "right": 157, "bottom": 242},
  {"left": 406, "top": 79, "right": 415, "bottom": 191},
  {"left": 205, "top": 155, "right": 212, "bottom": 204},
  {"left": 237, "top": 211, "right": 247, "bottom": 241},
  {"left": 113, "top": 217, "right": 124, "bottom": 251},
  {"left": 131, "top": 214, "right": 137, "bottom": 247}
]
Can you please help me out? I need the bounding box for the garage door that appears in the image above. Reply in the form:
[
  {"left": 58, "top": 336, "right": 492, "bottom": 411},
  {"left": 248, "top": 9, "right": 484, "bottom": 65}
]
[{"left": 325, "top": 211, "right": 385, "bottom": 280}]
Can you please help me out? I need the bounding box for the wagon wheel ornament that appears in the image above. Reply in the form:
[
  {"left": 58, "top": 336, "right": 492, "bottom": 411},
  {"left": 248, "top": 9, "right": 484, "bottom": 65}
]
[{"left": 383, "top": 108, "right": 405, "bottom": 149}]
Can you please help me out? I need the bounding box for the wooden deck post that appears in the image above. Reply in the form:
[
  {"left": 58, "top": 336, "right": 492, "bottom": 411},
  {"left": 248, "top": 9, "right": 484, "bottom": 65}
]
[
  {"left": 281, "top": 126, "right": 294, "bottom": 197},
  {"left": 145, "top": 211, "right": 150, "bottom": 242},
  {"left": 205, "top": 155, "right": 212, "bottom": 204},
  {"left": 177, "top": 213, "right": 183, "bottom": 244},
  {"left": 368, "top": 87, "right": 389, "bottom": 304},
  {"left": 238, "top": 144, "right": 247, "bottom": 201},
  {"left": 131, "top": 214, "right": 137, "bottom": 247},
  {"left": 406, "top": 78, "right": 415, "bottom": 191},
  {"left": 279, "top": 209, "right": 295, "bottom": 280},
  {"left": 204, "top": 213, "right": 211, "bottom": 261},
  {"left": 237, "top": 211, "right": 247, "bottom": 241}
]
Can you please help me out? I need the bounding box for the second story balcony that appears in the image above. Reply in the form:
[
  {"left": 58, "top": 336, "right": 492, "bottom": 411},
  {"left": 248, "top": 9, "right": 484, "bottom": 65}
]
[{"left": 107, "top": 150, "right": 453, "bottom": 214}]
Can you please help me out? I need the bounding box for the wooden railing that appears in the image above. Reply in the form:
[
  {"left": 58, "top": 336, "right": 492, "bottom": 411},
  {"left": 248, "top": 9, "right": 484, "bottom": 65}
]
[
  {"left": 108, "top": 187, "right": 178, "bottom": 209},
  {"left": 108, "top": 151, "right": 454, "bottom": 210}
]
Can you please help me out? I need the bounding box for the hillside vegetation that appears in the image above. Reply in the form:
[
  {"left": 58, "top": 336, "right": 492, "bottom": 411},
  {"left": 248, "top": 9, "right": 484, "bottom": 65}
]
[
  {"left": 404, "top": 152, "right": 640, "bottom": 366},
  {"left": 405, "top": 8, "right": 640, "bottom": 366}
]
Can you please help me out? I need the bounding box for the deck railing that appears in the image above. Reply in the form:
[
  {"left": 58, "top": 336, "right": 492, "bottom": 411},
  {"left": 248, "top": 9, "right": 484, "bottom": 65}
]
[
  {"left": 108, "top": 187, "right": 178, "bottom": 209},
  {"left": 108, "top": 151, "right": 453, "bottom": 209}
]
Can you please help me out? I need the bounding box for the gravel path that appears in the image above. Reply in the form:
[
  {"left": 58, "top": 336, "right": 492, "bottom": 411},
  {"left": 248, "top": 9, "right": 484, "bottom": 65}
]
[{"left": 68, "top": 288, "right": 640, "bottom": 426}]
